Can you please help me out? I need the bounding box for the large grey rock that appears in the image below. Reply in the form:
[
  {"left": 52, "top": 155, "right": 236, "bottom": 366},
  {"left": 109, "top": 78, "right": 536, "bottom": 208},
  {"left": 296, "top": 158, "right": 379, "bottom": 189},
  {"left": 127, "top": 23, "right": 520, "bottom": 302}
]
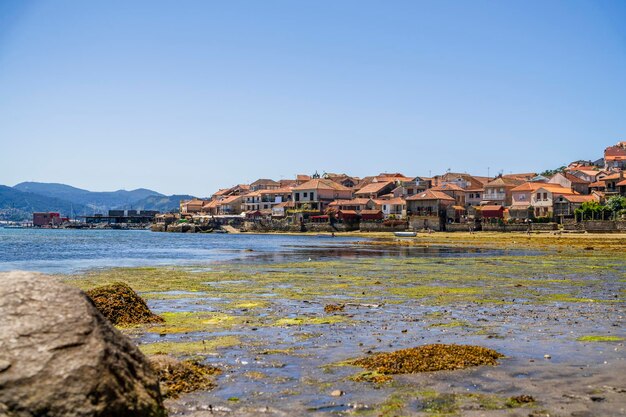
[{"left": 0, "top": 271, "right": 166, "bottom": 417}]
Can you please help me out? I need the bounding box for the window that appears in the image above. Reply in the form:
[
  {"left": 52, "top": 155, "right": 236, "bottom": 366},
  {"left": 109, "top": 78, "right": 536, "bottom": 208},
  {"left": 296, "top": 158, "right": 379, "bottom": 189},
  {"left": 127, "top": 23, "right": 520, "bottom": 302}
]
[
  {"left": 536, "top": 193, "right": 541, "bottom": 200},
  {"left": 295, "top": 193, "right": 300, "bottom": 201},
  {"left": 543, "top": 192, "right": 547, "bottom": 200},
  {"left": 304, "top": 192, "right": 308, "bottom": 198},
  {"left": 310, "top": 192, "right": 315, "bottom": 200}
]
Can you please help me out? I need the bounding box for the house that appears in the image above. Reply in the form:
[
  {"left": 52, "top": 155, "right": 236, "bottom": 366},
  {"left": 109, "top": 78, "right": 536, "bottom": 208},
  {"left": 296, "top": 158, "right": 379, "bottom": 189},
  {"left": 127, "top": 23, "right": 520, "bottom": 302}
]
[
  {"left": 430, "top": 183, "right": 465, "bottom": 206},
  {"left": 567, "top": 169, "right": 603, "bottom": 183},
  {"left": 272, "top": 200, "right": 294, "bottom": 218},
  {"left": 464, "top": 189, "right": 484, "bottom": 207},
  {"left": 354, "top": 181, "right": 396, "bottom": 199},
  {"left": 243, "top": 191, "right": 261, "bottom": 212},
  {"left": 212, "top": 184, "right": 250, "bottom": 199},
  {"left": 291, "top": 179, "right": 353, "bottom": 211},
  {"left": 360, "top": 209, "right": 384, "bottom": 221},
  {"left": 379, "top": 197, "right": 406, "bottom": 218},
  {"left": 323, "top": 173, "right": 359, "bottom": 188},
  {"left": 553, "top": 195, "right": 598, "bottom": 220},
  {"left": 216, "top": 195, "right": 245, "bottom": 215},
  {"left": 530, "top": 184, "right": 577, "bottom": 218},
  {"left": 617, "top": 179, "right": 626, "bottom": 197},
  {"left": 327, "top": 198, "right": 375, "bottom": 212},
  {"left": 406, "top": 190, "right": 455, "bottom": 216},
  {"left": 180, "top": 198, "right": 208, "bottom": 215},
  {"left": 509, "top": 182, "right": 539, "bottom": 220},
  {"left": 392, "top": 176, "right": 431, "bottom": 198},
  {"left": 482, "top": 176, "right": 525, "bottom": 206},
  {"left": 599, "top": 172, "right": 625, "bottom": 196},
  {"left": 250, "top": 179, "right": 280, "bottom": 191},
  {"left": 548, "top": 172, "right": 591, "bottom": 195},
  {"left": 258, "top": 187, "right": 293, "bottom": 210},
  {"left": 433, "top": 172, "right": 487, "bottom": 190},
  {"left": 604, "top": 142, "right": 626, "bottom": 169},
  {"left": 478, "top": 205, "right": 506, "bottom": 219}
]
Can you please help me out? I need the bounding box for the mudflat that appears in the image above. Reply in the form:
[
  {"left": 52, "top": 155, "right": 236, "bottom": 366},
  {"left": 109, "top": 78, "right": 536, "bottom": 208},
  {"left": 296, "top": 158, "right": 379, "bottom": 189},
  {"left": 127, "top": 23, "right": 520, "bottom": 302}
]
[{"left": 62, "top": 233, "right": 626, "bottom": 416}]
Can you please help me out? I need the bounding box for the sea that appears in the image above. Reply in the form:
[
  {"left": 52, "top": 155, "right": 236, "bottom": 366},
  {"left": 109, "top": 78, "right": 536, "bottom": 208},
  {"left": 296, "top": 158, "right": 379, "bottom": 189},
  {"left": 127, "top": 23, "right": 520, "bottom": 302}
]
[{"left": 0, "top": 228, "right": 513, "bottom": 274}]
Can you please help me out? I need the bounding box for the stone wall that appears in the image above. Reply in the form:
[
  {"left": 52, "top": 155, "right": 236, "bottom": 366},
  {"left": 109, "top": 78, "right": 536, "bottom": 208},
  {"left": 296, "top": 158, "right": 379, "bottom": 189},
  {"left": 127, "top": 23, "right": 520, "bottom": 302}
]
[
  {"left": 360, "top": 221, "right": 408, "bottom": 232},
  {"left": 481, "top": 224, "right": 528, "bottom": 232},
  {"left": 531, "top": 223, "right": 558, "bottom": 231},
  {"left": 445, "top": 223, "right": 473, "bottom": 232},
  {"left": 409, "top": 216, "right": 441, "bottom": 231}
]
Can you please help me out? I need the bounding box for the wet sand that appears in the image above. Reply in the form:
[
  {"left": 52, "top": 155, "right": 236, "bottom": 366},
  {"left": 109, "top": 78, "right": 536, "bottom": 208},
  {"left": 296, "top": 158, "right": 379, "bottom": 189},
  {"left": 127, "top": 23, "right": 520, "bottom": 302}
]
[{"left": 63, "top": 235, "right": 626, "bottom": 416}]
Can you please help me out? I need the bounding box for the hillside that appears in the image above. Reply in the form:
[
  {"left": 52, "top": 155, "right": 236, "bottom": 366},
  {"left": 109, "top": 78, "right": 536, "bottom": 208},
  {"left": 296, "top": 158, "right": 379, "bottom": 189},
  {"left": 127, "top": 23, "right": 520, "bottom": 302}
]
[
  {"left": 119, "top": 194, "right": 195, "bottom": 213},
  {"left": 13, "top": 182, "right": 164, "bottom": 212},
  {"left": 0, "top": 185, "right": 87, "bottom": 221}
]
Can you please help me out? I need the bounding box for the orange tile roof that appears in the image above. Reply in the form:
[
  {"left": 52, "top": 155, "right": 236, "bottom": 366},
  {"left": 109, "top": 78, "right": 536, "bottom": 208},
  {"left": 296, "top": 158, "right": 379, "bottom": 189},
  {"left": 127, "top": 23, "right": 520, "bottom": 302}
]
[
  {"left": 589, "top": 181, "right": 605, "bottom": 187},
  {"left": 600, "top": 173, "right": 622, "bottom": 180},
  {"left": 360, "top": 209, "right": 383, "bottom": 215},
  {"left": 354, "top": 181, "right": 394, "bottom": 195},
  {"left": 617, "top": 179, "right": 626, "bottom": 187},
  {"left": 511, "top": 182, "right": 543, "bottom": 192},
  {"left": 259, "top": 187, "right": 293, "bottom": 194},
  {"left": 485, "top": 177, "right": 525, "bottom": 187},
  {"left": 480, "top": 205, "right": 505, "bottom": 211},
  {"left": 557, "top": 195, "right": 597, "bottom": 203},
  {"left": 383, "top": 197, "right": 406, "bottom": 205},
  {"left": 328, "top": 198, "right": 372, "bottom": 206},
  {"left": 406, "top": 190, "right": 455, "bottom": 201},
  {"left": 292, "top": 178, "right": 352, "bottom": 191},
  {"left": 432, "top": 183, "right": 465, "bottom": 192}
]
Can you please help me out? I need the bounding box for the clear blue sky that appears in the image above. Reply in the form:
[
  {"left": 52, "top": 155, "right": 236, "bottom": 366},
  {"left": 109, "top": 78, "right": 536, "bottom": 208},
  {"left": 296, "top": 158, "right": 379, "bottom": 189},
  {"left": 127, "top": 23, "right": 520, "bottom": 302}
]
[{"left": 1, "top": 1, "right": 625, "bottom": 196}]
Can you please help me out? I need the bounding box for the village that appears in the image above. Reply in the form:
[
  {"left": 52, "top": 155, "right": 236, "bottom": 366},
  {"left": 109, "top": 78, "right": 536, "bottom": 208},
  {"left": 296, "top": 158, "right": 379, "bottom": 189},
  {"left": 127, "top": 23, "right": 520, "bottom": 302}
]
[{"left": 157, "top": 141, "right": 626, "bottom": 234}]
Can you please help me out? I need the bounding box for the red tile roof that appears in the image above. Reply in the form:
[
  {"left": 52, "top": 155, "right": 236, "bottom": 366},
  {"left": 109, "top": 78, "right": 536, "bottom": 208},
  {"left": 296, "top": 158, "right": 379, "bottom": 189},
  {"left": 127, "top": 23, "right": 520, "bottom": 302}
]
[
  {"left": 431, "top": 183, "right": 465, "bottom": 192},
  {"left": 292, "top": 178, "right": 352, "bottom": 191},
  {"left": 406, "top": 190, "right": 455, "bottom": 201},
  {"left": 354, "top": 181, "right": 394, "bottom": 195},
  {"left": 556, "top": 195, "right": 597, "bottom": 203}
]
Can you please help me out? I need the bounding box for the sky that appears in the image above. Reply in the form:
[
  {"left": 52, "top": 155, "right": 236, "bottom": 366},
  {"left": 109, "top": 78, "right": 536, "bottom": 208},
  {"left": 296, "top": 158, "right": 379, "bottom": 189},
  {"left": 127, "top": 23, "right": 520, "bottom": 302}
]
[{"left": 0, "top": 1, "right": 625, "bottom": 196}]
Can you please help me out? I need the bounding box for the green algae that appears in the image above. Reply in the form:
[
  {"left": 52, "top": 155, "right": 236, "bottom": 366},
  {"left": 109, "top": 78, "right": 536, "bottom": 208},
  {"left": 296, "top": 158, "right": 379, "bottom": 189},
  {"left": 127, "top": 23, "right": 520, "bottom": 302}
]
[
  {"left": 274, "top": 316, "right": 349, "bottom": 326},
  {"left": 147, "top": 311, "right": 250, "bottom": 334},
  {"left": 577, "top": 335, "right": 624, "bottom": 342},
  {"left": 430, "top": 320, "right": 471, "bottom": 328},
  {"left": 139, "top": 336, "right": 240, "bottom": 356}
]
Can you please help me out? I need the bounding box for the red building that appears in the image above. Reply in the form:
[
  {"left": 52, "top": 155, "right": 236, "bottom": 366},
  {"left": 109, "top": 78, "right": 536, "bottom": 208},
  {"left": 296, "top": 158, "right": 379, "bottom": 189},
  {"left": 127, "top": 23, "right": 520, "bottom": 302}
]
[{"left": 33, "top": 212, "right": 65, "bottom": 227}]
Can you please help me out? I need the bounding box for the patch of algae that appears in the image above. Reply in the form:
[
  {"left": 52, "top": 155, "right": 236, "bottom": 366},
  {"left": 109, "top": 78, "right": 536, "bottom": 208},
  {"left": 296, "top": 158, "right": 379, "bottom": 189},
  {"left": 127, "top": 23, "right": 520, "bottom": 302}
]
[
  {"left": 577, "top": 335, "right": 624, "bottom": 342},
  {"left": 351, "top": 344, "right": 504, "bottom": 376},
  {"left": 274, "top": 316, "right": 349, "bottom": 326},
  {"left": 147, "top": 311, "right": 250, "bottom": 334},
  {"left": 139, "top": 336, "right": 240, "bottom": 356},
  {"left": 362, "top": 390, "right": 533, "bottom": 417}
]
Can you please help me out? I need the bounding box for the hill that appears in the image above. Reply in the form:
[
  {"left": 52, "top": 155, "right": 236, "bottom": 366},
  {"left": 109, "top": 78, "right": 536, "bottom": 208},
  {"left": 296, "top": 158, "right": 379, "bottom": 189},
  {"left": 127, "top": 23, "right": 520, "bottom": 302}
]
[
  {"left": 118, "top": 194, "right": 195, "bottom": 213},
  {"left": 0, "top": 185, "right": 87, "bottom": 221},
  {"left": 13, "top": 182, "right": 164, "bottom": 213}
]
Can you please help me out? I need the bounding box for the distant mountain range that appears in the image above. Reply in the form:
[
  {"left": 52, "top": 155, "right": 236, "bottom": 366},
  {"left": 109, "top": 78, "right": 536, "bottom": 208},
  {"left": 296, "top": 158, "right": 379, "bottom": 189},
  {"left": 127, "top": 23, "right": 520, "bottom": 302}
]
[{"left": 0, "top": 182, "right": 194, "bottom": 221}]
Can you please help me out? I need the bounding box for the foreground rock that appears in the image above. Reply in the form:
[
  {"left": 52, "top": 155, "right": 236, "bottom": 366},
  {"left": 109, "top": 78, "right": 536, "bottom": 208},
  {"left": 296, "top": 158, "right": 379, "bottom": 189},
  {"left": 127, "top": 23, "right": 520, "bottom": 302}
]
[
  {"left": 86, "top": 282, "right": 164, "bottom": 326},
  {"left": 0, "top": 271, "right": 166, "bottom": 417}
]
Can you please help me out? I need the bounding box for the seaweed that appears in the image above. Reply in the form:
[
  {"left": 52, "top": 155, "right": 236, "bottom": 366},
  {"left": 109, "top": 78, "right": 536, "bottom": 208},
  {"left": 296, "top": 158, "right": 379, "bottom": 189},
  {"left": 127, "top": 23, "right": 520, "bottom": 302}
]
[
  {"left": 86, "top": 282, "right": 163, "bottom": 326},
  {"left": 149, "top": 355, "right": 221, "bottom": 398},
  {"left": 351, "top": 344, "right": 503, "bottom": 375}
]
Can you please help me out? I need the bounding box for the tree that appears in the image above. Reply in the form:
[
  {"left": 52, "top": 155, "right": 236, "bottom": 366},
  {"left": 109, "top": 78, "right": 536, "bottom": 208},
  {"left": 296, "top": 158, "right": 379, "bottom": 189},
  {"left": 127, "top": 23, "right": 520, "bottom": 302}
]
[
  {"left": 574, "top": 200, "right": 611, "bottom": 221},
  {"left": 606, "top": 195, "right": 626, "bottom": 219}
]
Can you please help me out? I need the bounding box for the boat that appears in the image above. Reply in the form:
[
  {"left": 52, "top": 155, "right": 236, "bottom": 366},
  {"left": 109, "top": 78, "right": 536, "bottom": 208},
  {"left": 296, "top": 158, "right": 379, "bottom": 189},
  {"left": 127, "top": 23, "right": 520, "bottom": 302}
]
[{"left": 394, "top": 231, "right": 417, "bottom": 237}]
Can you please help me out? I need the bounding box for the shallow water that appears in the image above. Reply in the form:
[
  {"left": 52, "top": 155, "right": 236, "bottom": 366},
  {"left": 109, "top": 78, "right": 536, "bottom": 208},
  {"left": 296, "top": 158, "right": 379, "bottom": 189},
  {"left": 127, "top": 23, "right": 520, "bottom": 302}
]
[
  {"left": 4, "top": 228, "right": 625, "bottom": 415},
  {"left": 0, "top": 228, "right": 529, "bottom": 274}
]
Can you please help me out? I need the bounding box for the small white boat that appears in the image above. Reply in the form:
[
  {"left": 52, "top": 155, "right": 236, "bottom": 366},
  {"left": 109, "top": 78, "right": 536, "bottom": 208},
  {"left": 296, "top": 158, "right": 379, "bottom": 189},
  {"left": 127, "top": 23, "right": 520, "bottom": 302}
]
[{"left": 394, "top": 231, "right": 417, "bottom": 237}]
